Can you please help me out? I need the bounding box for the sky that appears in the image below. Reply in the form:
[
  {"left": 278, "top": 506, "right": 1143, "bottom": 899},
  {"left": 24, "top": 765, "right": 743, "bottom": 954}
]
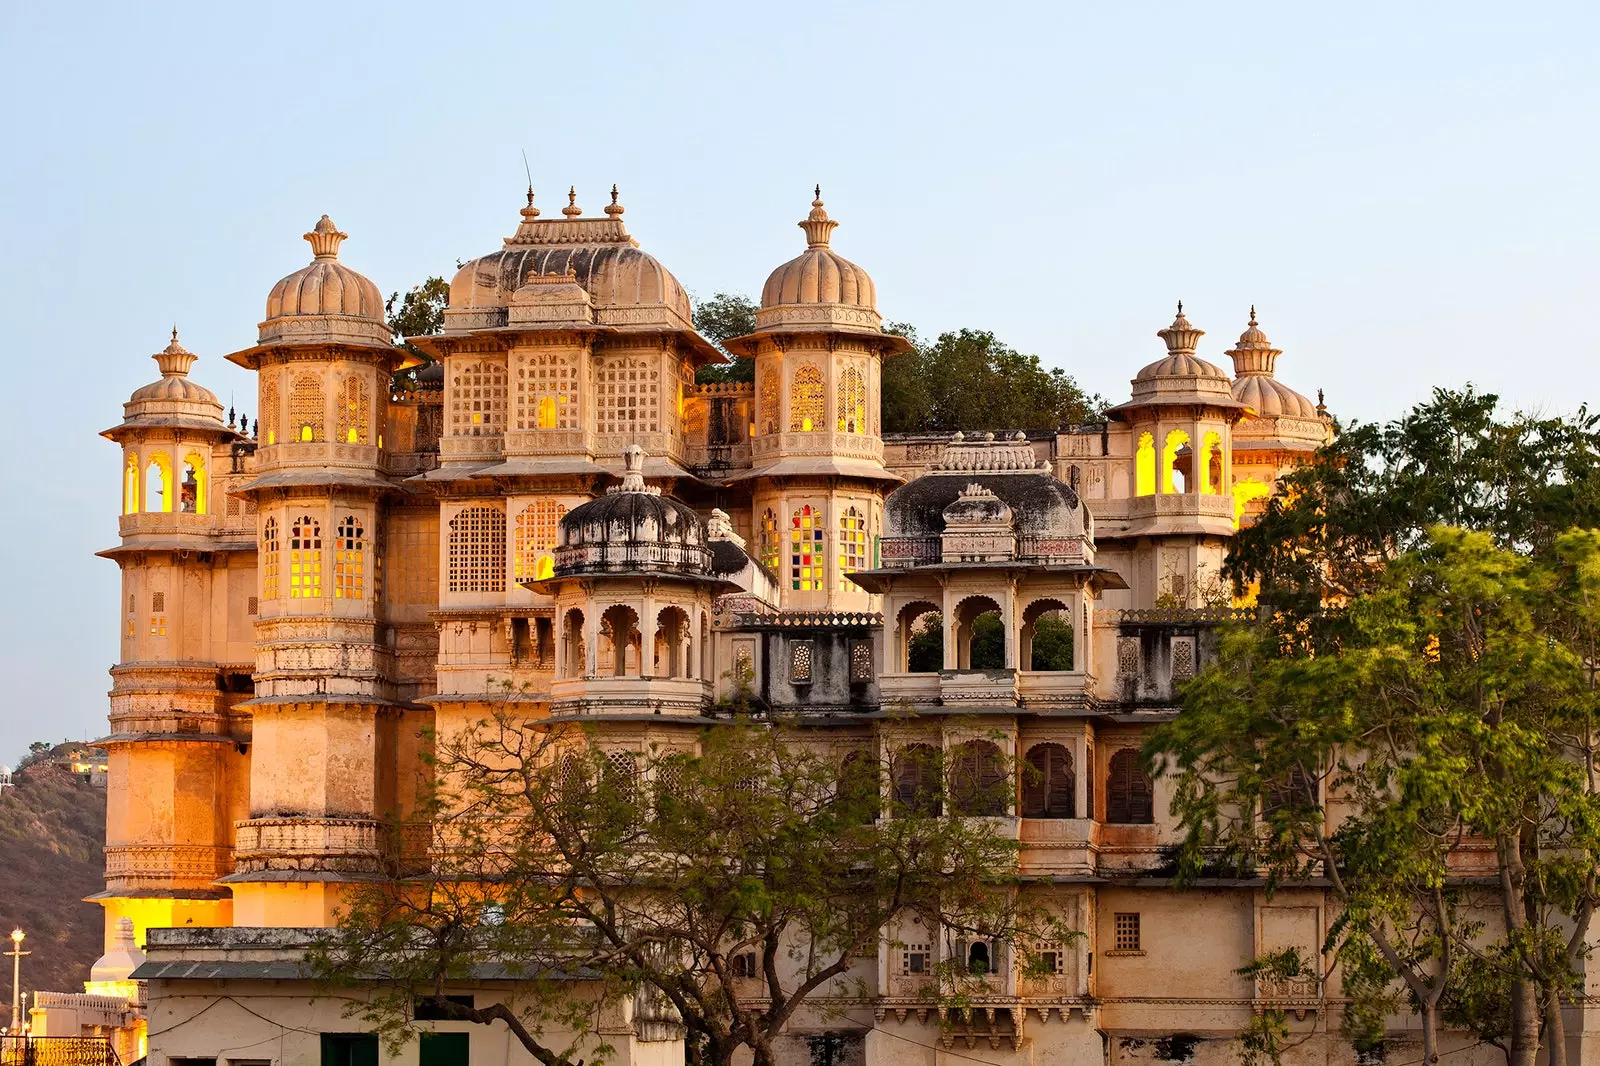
[{"left": 0, "top": 0, "right": 1596, "bottom": 760}]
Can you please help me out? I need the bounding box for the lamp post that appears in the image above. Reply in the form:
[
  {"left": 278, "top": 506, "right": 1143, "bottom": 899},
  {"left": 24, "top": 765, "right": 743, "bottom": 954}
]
[{"left": 5, "top": 929, "right": 26, "bottom": 1033}]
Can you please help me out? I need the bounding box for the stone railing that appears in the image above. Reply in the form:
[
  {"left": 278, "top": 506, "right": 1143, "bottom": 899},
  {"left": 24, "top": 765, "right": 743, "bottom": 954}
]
[
  {"left": 1116, "top": 607, "right": 1255, "bottom": 624},
  {"left": 117, "top": 510, "right": 216, "bottom": 537},
  {"left": 939, "top": 668, "right": 1018, "bottom": 707},
  {"left": 1126, "top": 492, "right": 1234, "bottom": 520},
  {"left": 105, "top": 843, "right": 232, "bottom": 888},
  {"left": 232, "top": 816, "right": 384, "bottom": 873}
]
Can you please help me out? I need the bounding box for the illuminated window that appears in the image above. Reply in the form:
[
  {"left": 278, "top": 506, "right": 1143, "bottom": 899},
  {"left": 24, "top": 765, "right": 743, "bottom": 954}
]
[
  {"left": 289, "top": 515, "right": 323, "bottom": 598},
  {"left": 448, "top": 506, "right": 506, "bottom": 594},
  {"left": 837, "top": 366, "right": 866, "bottom": 433},
  {"left": 596, "top": 357, "right": 660, "bottom": 435},
  {"left": 514, "top": 499, "right": 568, "bottom": 582},
  {"left": 181, "top": 451, "right": 207, "bottom": 515},
  {"left": 1199, "top": 431, "right": 1222, "bottom": 494},
  {"left": 1114, "top": 912, "right": 1141, "bottom": 952},
  {"left": 149, "top": 614, "right": 166, "bottom": 637},
  {"left": 837, "top": 506, "right": 868, "bottom": 589},
  {"left": 1234, "top": 477, "right": 1271, "bottom": 528},
  {"left": 758, "top": 508, "right": 780, "bottom": 574},
  {"left": 261, "top": 518, "right": 279, "bottom": 599},
  {"left": 1162, "top": 429, "right": 1191, "bottom": 494},
  {"left": 338, "top": 373, "right": 370, "bottom": 445},
  {"left": 516, "top": 353, "right": 577, "bottom": 430},
  {"left": 789, "top": 365, "right": 823, "bottom": 432},
  {"left": 450, "top": 360, "right": 508, "bottom": 437},
  {"left": 144, "top": 452, "right": 172, "bottom": 513},
  {"left": 335, "top": 516, "right": 364, "bottom": 599},
  {"left": 290, "top": 374, "right": 324, "bottom": 443},
  {"left": 1134, "top": 433, "right": 1155, "bottom": 497},
  {"left": 123, "top": 454, "right": 139, "bottom": 514},
  {"left": 759, "top": 367, "right": 780, "bottom": 435},
  {"left": 260, "top": 372, "right": 279, "bottom": 445},
  {"left": 789, "top": 504, "right": 824, "bottom": 591}
]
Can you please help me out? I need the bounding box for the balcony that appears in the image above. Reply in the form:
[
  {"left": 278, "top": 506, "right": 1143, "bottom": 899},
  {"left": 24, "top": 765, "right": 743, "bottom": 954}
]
[
  {"left": 1016, "top": 671, "right": 1091, "bottom": 709},
  {"left": 939, "top": 668, "right": 1018, "bottom": 707},
  {"left": 549, "top": 676, "right": 712, "bottom": 718},
  {"left": 877, "top": 672, "right": 941, "bottom": 708},
  {"left": 232, "top": 816, "right": 384, "bottom": 873},
  {"left": 117, "top": 510, "right": 216, "bottom": 539}
]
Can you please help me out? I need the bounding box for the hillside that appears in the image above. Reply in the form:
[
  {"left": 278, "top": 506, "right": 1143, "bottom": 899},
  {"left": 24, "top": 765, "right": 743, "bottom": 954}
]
[{"left": 0, "top": 762, "right": 108, "bottom": 996}]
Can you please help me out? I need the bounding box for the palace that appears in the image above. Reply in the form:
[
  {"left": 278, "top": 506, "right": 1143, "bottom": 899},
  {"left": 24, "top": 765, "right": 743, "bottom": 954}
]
[{"left": 47, "top": 186, "right": 1582, "bottom": 1066}]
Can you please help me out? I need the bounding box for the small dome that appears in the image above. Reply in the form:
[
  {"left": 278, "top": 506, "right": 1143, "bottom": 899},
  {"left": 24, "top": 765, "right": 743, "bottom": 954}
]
[
  {"left": 1226, "top": 309, "right": 1320, "bottom": 420},
  {"left": 89, "top": 918, "right": 146, "bottom": 985},
  {"left": 129, "top": 328, "right": 220, "bottom": 405},
  {"left": 1111, "top": 304, "right": 1245, "bottom": 417},
  {"left": 259, "top": 215, "right": 390, "bottom": 348},
  {"left": 554, "top": 446, "right": 712, "bottom": 577},
  {"left": 754, "top": 189, "right": 882, "bottom": 334},
  {"left": 1133, "top": 304, "right": 1230, "bottom": 382},
  {"left": 107, "top": 329, "right": 230, "bottom": 439}
]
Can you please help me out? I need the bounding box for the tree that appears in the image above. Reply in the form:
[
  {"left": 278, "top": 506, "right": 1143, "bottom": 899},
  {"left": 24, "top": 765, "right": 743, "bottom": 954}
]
[
  {"left": 312, "top": 718, "right": 1066, "bottom": 1066},
  {"left": 881, "top": 328, "right": 1103, "bottom": 434},
  {"left": 1149, "top": 528, "right": 1600, "bottom": 1065},
  {"left": 387, "top": 276, "right": 450, "bottom": 389},
  {"left": 693, "top": 293, "right": 758, "bottom": 384}
]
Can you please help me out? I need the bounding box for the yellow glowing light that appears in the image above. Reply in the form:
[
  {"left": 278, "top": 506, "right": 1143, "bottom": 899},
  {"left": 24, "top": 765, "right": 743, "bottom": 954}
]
[
  {"left": 1134, "top": 434, "right": 1156, "bottom": 497},
  {"left": 300, "top": 424, "right": 314, "bottom": 442},
  {"left": 802, "top": 417, "right": 813, "bottom": 431},
  {"left": 347, "top": 427, "right": 359, "bottom": 443},
  {"left": 1161, "top": 429, "right": 1191, "bottom": 494}
]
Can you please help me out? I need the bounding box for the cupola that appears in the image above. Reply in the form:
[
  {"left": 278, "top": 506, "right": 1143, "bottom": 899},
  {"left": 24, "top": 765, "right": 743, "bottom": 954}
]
[
  {"left": 1226, "top": 308, "right": 1319, "bottom": 419},
  {"left": 1111, "top": 304, "right": 1246, "bottom": 414},
  {"left": 105, "top": 328, "right": 230, "bottom": 439},
  {"left": 552, "top": 446, "right": 712, "bottom": 577},
  {"left": 257, "top": 215, "right": 390, "bottom": 349}
]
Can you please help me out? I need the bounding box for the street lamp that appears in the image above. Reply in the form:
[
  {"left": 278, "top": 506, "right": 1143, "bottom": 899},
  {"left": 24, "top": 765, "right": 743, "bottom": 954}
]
[{"left": 5, "top": 929, "right": 27, "bottom": 1033}]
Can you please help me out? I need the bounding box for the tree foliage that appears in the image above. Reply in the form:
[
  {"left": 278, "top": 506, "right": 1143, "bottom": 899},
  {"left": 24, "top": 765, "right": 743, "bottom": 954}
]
[
  {"left": 882, "top": 328, "right": 1102, "bottom": 434},
  {"left": 692, "top": 293, "right": 758, "bottom": 384},
  {"left": 312, "top": 719, "right": 1065, "bottom": 1066}
]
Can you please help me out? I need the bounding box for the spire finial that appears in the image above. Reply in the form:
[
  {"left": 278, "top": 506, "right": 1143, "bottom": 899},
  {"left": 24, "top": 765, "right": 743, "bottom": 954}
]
[
  {"left": 304, "top": 215, "right": 347, "bottom": 259},
  {"left": 563, "top": 186, "right": 582, "bottom": 218},
  {"left": 1177, "top": 300, "right": 1183, "bottom": 316},
  {"left": 171, "top": 324, "right": 179, "bottom": 344},
  {"left": 604, "top": 183, "right": 625, "bottom": 218},
  {"left": 1317, "top": 388, "right": 1328, "bottom": 417},
  {"left": 814, "top": 183, "right": 822, "bottom": 203},
  {"left": 1157, "top": 303, "right": 1204, "bottom": 354},
  {"left": 1249, "top": 304, "right": 1257, "bottom": 326},
  {"left": 520, "top": 185, "right": 541, "bottom": 224},
  {"left": 800, "top": 186, "right": 837, "bottom": 247}
]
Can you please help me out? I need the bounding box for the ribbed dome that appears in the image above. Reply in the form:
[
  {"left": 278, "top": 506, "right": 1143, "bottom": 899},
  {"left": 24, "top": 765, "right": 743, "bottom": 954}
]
[
  {"left": 258, "top": 216, "right": 390, "bottom": 348},
  {"left": 554, "top": 447, "right": 712, "bottom": 577},
  {"left": 752, "top": 190, "right": 882, "bottom": 334},
  {"left": 130, "top": 329, "right": 221, "bottom": 405},
  {"left": 106, "top": 329, "right": 231, "bottom": 440},
  {"left": 1134, "top": 305, "right": 1230, "bottom": 382},
  {"left": 1226, "top": 309, "right": 1318, "bottom": 419}
]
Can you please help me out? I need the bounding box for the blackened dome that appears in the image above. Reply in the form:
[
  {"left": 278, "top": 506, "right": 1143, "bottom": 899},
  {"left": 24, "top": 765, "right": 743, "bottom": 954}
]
[{"left": 554, "top": 446, "right": 712, "bottom": 577}]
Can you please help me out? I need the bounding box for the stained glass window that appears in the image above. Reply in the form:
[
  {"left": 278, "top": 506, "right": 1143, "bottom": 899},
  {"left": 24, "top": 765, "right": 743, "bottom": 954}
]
[
  {"left": 289, "top": 515, "right": 323, "bottom": 599},
  {"left": 837, "top": 506, "right": 867, "bottom": 589},
  {"left": 335, "top": 516, "right": 364, "bottom": 599},
  {"left": 790, "top": 504, "right": 824, "bottom": 591},
  {"left": 758, "top": 509, "right": 780, "bottom": 574}
]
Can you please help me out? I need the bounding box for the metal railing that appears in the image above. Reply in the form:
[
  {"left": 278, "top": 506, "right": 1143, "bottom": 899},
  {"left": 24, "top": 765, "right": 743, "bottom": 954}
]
[{"left": 0, "top": 1037, "right": 120, "bottom": 1066}]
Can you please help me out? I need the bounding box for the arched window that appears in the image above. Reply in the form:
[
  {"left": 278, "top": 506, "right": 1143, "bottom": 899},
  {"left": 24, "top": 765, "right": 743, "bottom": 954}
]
[
  {"left": 837, "top": 506, "right": 868, "bottom": 589},
  {"left": 789, "top": 365, "right": 823, "bottom": 432},
  {"left": 514, "top": 499, "right": 568, "bottom": 582},
  {"left": 335, "top": 516, "right": 364, "bottom": 599},
  {"left": 1021, "top": 744, "right": 1074, "bottom": 818},
  {"left": 1134, "top": 433, "right": 1156, "bottom": 497},
  {"left": 289, "top": 515, "right": 323, "bottom": 599},
  {"left": 562, "top": 608, "right": 586, "bottom": 678},
  {"left": 837, "top": 366, "right": 866, "bottom": 433},
  {"left": 1234, "top": 477, "right": 1271, "bottom": 529},
  {"left": 837, "top": 749, "right": 879, "bottom": 824},
  {"left": 949, "top": 740, "right": 1006, "bottom": 816},
  {"left": 1199, "top": 431, "right": 1222, "bottom": 495},
  {"left": 1162, "top": 429, "right": 1191, "bottom": 494},
  {"left": 892, "top": 744, "right": 942, "bottom": 817},
  {"left": 1106, "top": 749, "right": 1153, "bottom": 824},
  {"left": 338, "top": 373, "right": 370, "bottom": 445},
  {"left": 758, "top": 509, "right": 780, "bottom": 574},
  {"left": 450, "top": 360, "right": 508, "bottom": 437},
  {"left": 260, "top": 373, "right": 279, "bottom": 445},
  {"left": 447, "top": 506, "right": 506, "bottom": 593},
  {"left": 759, "top": 368, "right": 780, "bottom": 436},
  {"left": 600, "top": 604, "right": 641, "bottom": 676},
  {"left": 290, "top": 374, "right": 324, "bottom": 442},
  {"left": 596, "top": 357, "right": 659, "bottom": 434},
  {"left": 181, "top": 451, "right": 207, "bottom": 515},
  {"left": 1262, "top": 765, "right": 1318, "bottom": 821},
  {"left": 603, "top": 751, "right": 640, "bottom": 804},
  {"left": 123, "top": 454, "right": 140, "bottom": 515},
  {"left": 261, "top": 518, "right": 280, "bottom": 600},
  {"left": 517, "top": 352, "right": 576, "bottom": 430},
  {"left": 144, "top": 452, "right": 172, "bottom": 513},
  {"left": 790, "top": 504, "right": 824, "bottom": 591}
]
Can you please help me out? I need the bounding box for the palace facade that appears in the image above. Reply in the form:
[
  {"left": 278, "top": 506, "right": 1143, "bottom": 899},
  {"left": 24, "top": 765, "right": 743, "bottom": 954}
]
[{"left": 51, "top": 185, "right": 1590, "bottom": 1066}]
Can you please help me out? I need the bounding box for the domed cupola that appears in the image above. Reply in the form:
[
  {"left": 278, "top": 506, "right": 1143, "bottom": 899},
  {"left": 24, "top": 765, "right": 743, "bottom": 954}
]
[
  {"left": 1226, "top": 307, "right": 1319, "bottom": 420},
  {"left": 554, "top": 446, "right": 712, "bottom": 577},
  {"left": 747, "top": 187, "right": 892, "bottom": 339},
  {"left": 107, "top": 328, "right": 230, "bottom": 436},
  {"left": 257, "top": 215, "right": 390, "bottom": 350},
  {"left": 1122, "top": 304, "right": 1240, "bottom": 408}
]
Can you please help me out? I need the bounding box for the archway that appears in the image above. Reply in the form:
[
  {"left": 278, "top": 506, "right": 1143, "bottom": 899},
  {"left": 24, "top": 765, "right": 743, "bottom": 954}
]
[
  {"left": 144, "top": 452, "right": 172, "bottom": 513},
  {"left": 653, "top": 606, "right": 690, "bottom": 679},
  {"left": 954, "top": 595, "right": 1004, "bottom": 670},
  {"left": 600, "top": 604, "right": 641, "bottom": 677},
  {"left": 1134, "top": 433, "right": 1156, "bottom": 497},
  {"left": 897, "top": 600, "right": 942, "bottom": 672},
  {"left": 1021, "top": 599, "right": 1075, "bottom": 671},
  {"left": 562, "top": 608, "right": 587, "bottom": 678},
  {"left": 1162, "top": 429, "right": 1191, "bottom": 494},
  {"left": 1199, "top": 431, "right": 1223, "bottom": 495},
  {"left": 891, "top": 744, "right": 942, "bottom": 817}
]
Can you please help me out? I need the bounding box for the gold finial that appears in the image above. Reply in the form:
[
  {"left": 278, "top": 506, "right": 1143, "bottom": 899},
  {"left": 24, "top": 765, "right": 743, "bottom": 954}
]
[
  {"left": 1249, "top": 304, "right": 1257, "bottom": 325},
  {"left": 304, "top": 214, "right": 347, "bottom": 259},
  {"left": 1177, "top": 300, "right": 1183, "bottom": 316},
  {"left": 171, "top": 325, "right": 179, "bottom": 344},
  {"left": 604, "top": 183, "right": 624, "bottom": 218},
  {"left": 563, "top": 186, "right": 582, "bottom": 218},
  {"left": 520, "top": 185, "right": 541, "bottom": 223},
  {"left": 800, "top": 185, "right": 837, "bottom": 247}
]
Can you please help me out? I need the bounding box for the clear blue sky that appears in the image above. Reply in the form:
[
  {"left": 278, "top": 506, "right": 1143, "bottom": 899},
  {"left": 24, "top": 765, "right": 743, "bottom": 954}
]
[{"left": 1, "top": 1, "right": 1596, "bottom": 759}]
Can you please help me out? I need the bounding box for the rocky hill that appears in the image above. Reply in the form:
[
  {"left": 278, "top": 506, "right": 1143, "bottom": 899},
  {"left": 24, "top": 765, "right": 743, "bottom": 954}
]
[{"left": 0, "top": 760, "right": 108, "bottom": 997}]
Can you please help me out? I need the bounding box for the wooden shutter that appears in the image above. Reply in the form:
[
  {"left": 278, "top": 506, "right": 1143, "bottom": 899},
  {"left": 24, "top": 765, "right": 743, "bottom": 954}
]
[
  {"left": 1022, "top": 744, "right": 1075, "bottom": 818},
  {"left": 1107, "top": 748, "right": 1152, "bottom": 824},
  {"left": 952, "top": 741, "right": 1005, "bottom": 816},
  {"left": 894, "top": 745, "right": 941, "bottom": 816}
]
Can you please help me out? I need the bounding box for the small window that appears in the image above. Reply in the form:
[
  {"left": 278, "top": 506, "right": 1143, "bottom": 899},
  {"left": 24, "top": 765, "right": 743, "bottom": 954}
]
[
  {"left": 149, "top": 615, "right": 167, "bottom": 637},
  {"left": 151, "top": 591, "right": 165, "bottom": 613},
  {"left": 902, "top": 944, "right": 930, "bottom": 975},
  {"left": 849, "top": 640, "right": 873, "bottom": 683},
  {"left": 1113, "top": 912, "right": 1141, "bottom": 952},
  {"left": 419, "top": 1032, "right": 470, "bottom": 1066},
  {"left": 1039, "top": 947, "right": 1064, "bottom": 974},
  {"left": 320, "top": 1034, "right": 378, "bottom": 1066},
  {"left": 730, "top": 952, "right": 758, "bottom": 979},
  {"left": 247, "top": 596, "right": 259, "bottom": 617},
  {"left": 790, "top": 640, "right": 814, "bottom": 684}
]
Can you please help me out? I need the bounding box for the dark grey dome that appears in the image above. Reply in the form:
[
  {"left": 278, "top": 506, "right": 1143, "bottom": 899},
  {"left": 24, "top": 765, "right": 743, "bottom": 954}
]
[
  {"left": 886, "top": 473, "right": 1083, "bottom": 540},
  {"left": 554, "top": 447, "right": 712, "bottom": 577}
]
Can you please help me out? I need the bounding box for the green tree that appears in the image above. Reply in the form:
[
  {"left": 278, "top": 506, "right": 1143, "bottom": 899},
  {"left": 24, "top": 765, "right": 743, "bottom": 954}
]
[
  {"left": 312, "top": 719, "right": 1066, "bottom": 1066},
  {"left": 387, "top": 276, "right": 450, "bottom": 390},
  {"left": 693, "top": 293, "right": 758, "bottom": 384},
  {"left": 882, "top": 328, "right": 1102, "bottom": 433},
  {"left": 1150, "top": 528, "right": 1600, "bottom": 1066}
]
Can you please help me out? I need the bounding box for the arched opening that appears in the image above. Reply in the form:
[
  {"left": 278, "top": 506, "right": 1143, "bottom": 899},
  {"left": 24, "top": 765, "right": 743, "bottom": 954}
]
[
  {"left": 599, "top": 604, "right": 641, "bottom": 677},
  {"left": 837, "top": 366, "right": 867, "bottom": 433},
  {"left": 1021, "top": 599, "right": 1075, "bottom": 671},
  {"left": 758, "top": 508, "right": 780, "bottom": 575},
  {"left": 837, "top": 506, "right": 868, "bottom": 589},
  {"left": 562, "top": 608, "right": 586, "bottom": 678},
  {"left": 603, "top": 750, "right": 640, "bottom": 805},
  {"left": 180, "top": 452, "right": 206, "bottom": 514},
  {"left": 1021, "top": 743, "right": 1074, "bottom": 818},
  {"left": 653, "top": 606, "right": 691, "bottom": 679},
  {"left": 289, "top": 515, "right": 323, "bottom": 599},
  {"left": 144, "top": 452, "right": 172, "bottom": 513},
  {"left": 335, "top": 516, "right": 364, "bottom": 600},
  {"left": 954, "top": 596, "right": 1005, "bottom": 670},
  {"left": 537, "top": 395, "right": 558, "bottom": 429},
  {"left": 261, "top": 517, "right": 280, "bottom": 600},
  {"left": 1162, "top": 429, "right": 1191, "bottom": 494},
  {"left": 949, "top": 739, "right": 1006, "bottom": 816},
  {"left": 898, "top": 601, "right": 943, "bottom": 672},
  {"left": 789, "top": 364, "right": 823, "bottom": 432},
  {"left": 966, "top": 941, "right": 992, "bottom": 976},
  {"left": 837, "top": 749, "right": 879, "bottom": 824},
  {"left": 1234, "top": 477, "right": 1271, "bottom": 528},
  {"left": 789, "top": 504, "right": 824, "bottom": 591},
  {"left": 1199, "top": 431, "right": 1223, "bottom": 495},
  {"left": 123, "top": 454, "right": 140, "bottom": 514},
  {"left": 891, "top": 744, "right": 942, "bottom": 817},
  {"left": 1134, "top": 433, "right": 1156, "bottom": 497},
  {"left": 290, "top": 373, "right": 324, "bottom": 443},
  {"left": 1106, "top": 748, "right": 1154, "bottom": 824}
]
